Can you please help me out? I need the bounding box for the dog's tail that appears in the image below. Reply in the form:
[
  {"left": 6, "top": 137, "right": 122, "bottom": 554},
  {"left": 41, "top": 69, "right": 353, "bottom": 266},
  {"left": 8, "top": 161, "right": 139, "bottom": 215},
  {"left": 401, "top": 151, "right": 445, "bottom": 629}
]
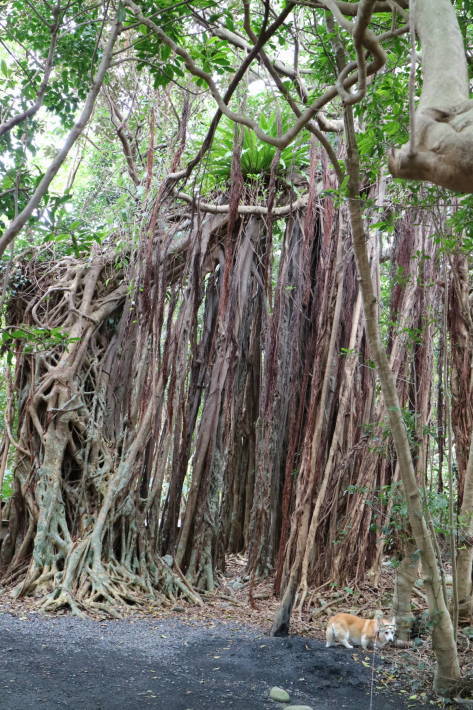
[{"left": 325, "top": 622, "right": 335, "bottom": 647}]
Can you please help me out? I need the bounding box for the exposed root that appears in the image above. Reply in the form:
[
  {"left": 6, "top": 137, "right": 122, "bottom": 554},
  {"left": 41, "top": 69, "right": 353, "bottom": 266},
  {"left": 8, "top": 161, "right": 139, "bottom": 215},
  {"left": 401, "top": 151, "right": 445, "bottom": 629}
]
[
  {"left": 27, "top": 554, "right": 203, "bottom": 618},
  {"left": 40, "top": 588, "right": 89, "bottom": 618}
]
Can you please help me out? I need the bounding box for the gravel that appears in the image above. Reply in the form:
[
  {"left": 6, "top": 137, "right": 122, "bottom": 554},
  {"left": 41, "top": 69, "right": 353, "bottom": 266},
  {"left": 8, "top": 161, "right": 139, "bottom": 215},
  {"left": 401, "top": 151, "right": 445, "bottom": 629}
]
[{"left": 0, "top": 612, "right": 432, "bottom": 709}]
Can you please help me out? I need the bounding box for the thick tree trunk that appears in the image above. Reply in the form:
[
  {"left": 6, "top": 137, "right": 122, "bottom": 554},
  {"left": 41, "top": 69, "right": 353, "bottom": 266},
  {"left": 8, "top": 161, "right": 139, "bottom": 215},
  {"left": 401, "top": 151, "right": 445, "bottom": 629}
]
[
  {"left": 393, "top": 542, "right": 419, "bottom": 643},
  {"left": 389, "top": 0, "right": 473, "bottom": 193}
]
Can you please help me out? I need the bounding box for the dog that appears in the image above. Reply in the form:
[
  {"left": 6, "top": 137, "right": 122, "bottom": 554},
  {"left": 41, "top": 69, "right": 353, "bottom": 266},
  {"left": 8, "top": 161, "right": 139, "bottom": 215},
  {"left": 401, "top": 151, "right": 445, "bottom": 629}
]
[{"left": 325, "top": 612, "right": 396, "bottom": 650}]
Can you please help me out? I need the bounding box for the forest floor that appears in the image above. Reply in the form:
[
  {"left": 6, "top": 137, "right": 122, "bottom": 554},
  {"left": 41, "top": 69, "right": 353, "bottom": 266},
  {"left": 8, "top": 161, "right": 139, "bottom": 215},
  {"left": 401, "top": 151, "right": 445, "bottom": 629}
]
[{"left": 0, "top": 556, "right": 469, "bottom": 709}]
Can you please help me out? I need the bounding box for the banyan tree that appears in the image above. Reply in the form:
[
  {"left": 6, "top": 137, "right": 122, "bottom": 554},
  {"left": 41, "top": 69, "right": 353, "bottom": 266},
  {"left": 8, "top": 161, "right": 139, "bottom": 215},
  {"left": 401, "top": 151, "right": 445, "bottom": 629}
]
[
  {"left": 0, "top": 165, "right": 444, "bottom": 618},
  {"left": 1, "top": 0, "right": 473, "bottom": 696}
]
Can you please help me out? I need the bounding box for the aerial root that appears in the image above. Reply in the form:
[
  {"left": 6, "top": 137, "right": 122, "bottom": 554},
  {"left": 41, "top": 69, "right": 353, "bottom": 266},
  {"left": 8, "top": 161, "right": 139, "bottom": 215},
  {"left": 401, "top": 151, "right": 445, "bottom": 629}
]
[
  {"left": 40, "top": 587, "right": 89, "bottom": 618},
  {"left": 21, "top": 553, "right": 204, "bottom": 618}
]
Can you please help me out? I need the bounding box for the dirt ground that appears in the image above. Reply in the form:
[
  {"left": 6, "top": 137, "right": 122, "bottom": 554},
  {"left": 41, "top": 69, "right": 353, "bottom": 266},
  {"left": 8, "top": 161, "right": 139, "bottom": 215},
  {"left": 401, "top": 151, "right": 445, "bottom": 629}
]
[
  {"left": 2, "top": 555, "right": 466, "bottom": 708},
  {"left": 0, "top": 610, "right": 437, "bottom": 710}
]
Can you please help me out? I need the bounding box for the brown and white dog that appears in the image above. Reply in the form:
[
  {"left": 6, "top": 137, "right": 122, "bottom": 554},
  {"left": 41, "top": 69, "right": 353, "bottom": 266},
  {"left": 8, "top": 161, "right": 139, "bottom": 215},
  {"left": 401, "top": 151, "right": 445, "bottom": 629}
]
[{"left": 325, "top": 612, "right": 396, "bottom": 650}]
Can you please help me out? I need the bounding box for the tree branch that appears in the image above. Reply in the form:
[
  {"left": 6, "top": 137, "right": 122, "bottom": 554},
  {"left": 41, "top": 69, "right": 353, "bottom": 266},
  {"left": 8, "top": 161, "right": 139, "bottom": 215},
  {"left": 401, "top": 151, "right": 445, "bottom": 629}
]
[
  {"left": 162, "top": 0, "right": 297, "bottom": 183},
  {"left": 126, "top": 0, "right": 399, "bottom": 159},
  {"left": 323, "top": 0, "right": 386, "bottom": 105},
  {"left": 0, "top": 9, "right": 122, "bottom": 255},
  {"left": 241, "top": 1, "right": 343, "bottom": 178},
  {"left": 105, "top": 89, "right": 141, "bottom": 186},
  {"left": 0, "top": 13, "right": 60, "bottom": 138},
  {"left": 174, "top": 190, "right": 311, "bottom": 215},
  {"left": 301, "top": 0, "right": 407, "bottom": 15}
]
